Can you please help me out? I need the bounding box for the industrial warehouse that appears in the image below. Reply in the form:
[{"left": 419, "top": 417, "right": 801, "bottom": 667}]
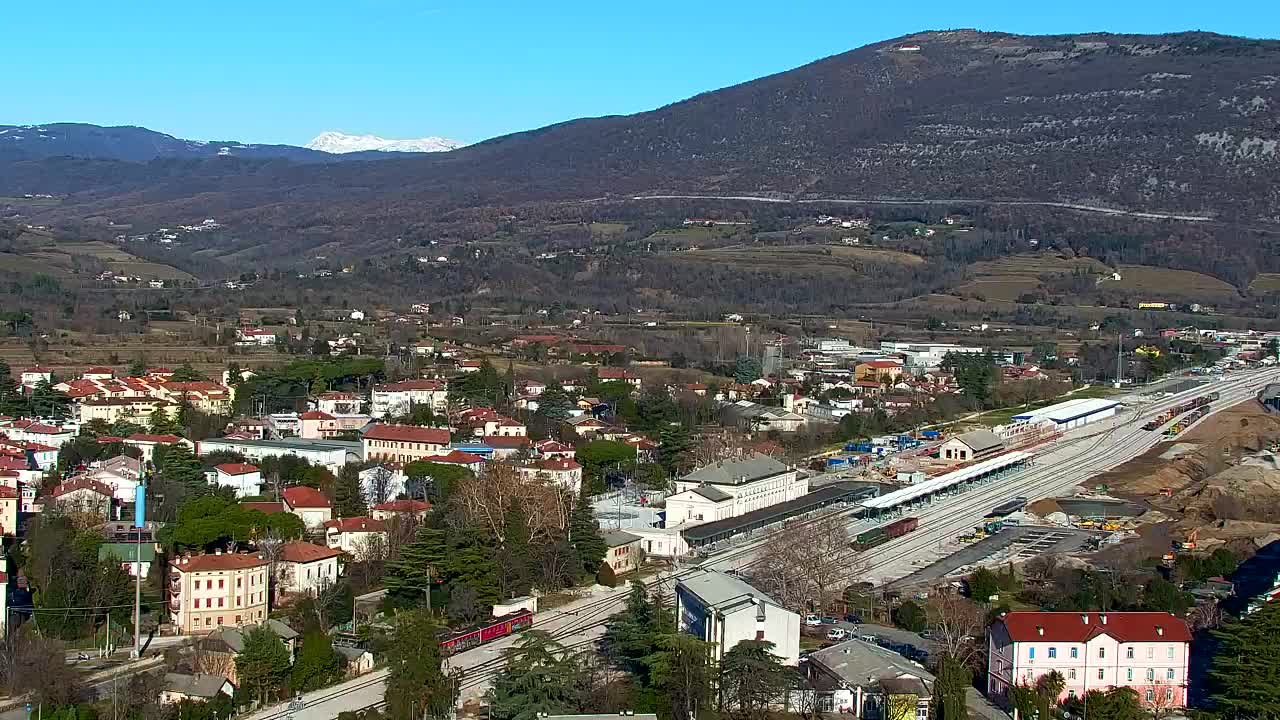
[{"left": 1010, "top": 397, "right": 1120, "bottom": 430}]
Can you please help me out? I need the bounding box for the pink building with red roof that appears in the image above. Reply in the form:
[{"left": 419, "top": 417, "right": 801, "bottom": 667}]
[
  {"left": 988, "top": 612, "right": 1191, "bottom": 709},
  {"left": 282, "top": 486, "right": 333, "bottom": 529}
]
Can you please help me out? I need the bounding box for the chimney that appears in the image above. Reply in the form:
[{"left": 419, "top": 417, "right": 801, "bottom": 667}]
[
  {"left": 1101, "top": 613, "right": 1108, "bottom": 625},
  {"left": 215, "top": 548, "right": 222, "bottom": 555},
  {"left": 1082, "top": 614, "right": 1089, "bottom": 624},
  {"left": 1156, "top": 626, "right": 1164, "bottom": 636},
  {"left": 1036, "top": 626, "right": 1044, "bottom": 636}
]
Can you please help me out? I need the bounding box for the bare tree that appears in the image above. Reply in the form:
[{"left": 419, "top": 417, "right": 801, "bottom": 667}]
[
  {"left": 751, "top": 513, "right": 866, "bottom": 612},
  {"left": 926, "top": 592, "right": 983, "bottom": 664},
  {"left": 1147, "top": 679, "right": 1179, "bottom": 720},
  {"left": 455, "top": 462, "right": 569, "bottom": 543},
  {"left": 365, "top": 465, "right": 396, "bottom": 506}
]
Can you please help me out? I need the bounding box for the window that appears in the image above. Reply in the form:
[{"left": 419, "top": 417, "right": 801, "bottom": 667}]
[
  {"left": 217, "top": 616, "right": 223, "bottom": 626},
  {"left": 1146, "top": 669, "right": 1154, "bottom": 682},
  {"left": 1068, "top": 691, "right": 1076, "bottom": 699},
  {"left": 916, "top": 707, "right": 928, "bottom": 720},
  {"left": 218, "top": 598, "right": 224, "bottom": 608},
  {"left": 1167, "top": 669, "right": 1175, "bottom": 681},
  {"left": 1098, "top": 669, "right": 1105, "bottom": 680},
  {"left": 205, "top": 618, "right": 211, "bottom": 627},
  {"left": 1068, "top": 670, "right": 1077, "bottom": 680},
  {"left": 1126, "top": 647, "right": 1134, "bottom": 659},
  {"left": 1127, "top": 669, "right": 1134, "bottom": 682},
  {"left": 1025, "top": 670, "right": 1034, "bottom": 681},
  {"left": 1167, "top": 646, "right": 1175, "bottom": 659},
  {"left": 755, "top": 631, "right": 765, "bottom": 641},
  {"left": 1165, "top": 688, "right": 1174, "bottom": 701},
  {"left": 237, "top": 578, "right": 242, "bottom": 588},
  {"left": 1146, "top": 690, "right": 1154, "bottom": 703},
  {"left": 1048, "top": 647, "right": 1057, "bottom": 659},
  {"left": 1147, "top": 647, "right": 1154, "bottom": 660},
  {"left": 1070, "top": 648, "right": 1079, "bottom": 659},
  {"left": 236, "top": 615, "right": 241, "bottom": 623},
  {"left": 1099, "top": 647, "right": 1106, "bottom": 659},
  {"left": 218, "top": 579, "right": 225, "bottom": 589},
  {"left": 1029, "top": 647, "right": 1036, "bottom": 660}
]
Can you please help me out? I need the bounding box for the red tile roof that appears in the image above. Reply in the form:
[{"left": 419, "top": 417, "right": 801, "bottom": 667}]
[
  {"left": 323, "top": 516, "right": 387, "bottom": 533},
  {"left": 214, "top": 463, "right": 260, "bottom": 476},
  {"left": 49, "top": 478, "right": 114, "bottom": 498},
  {"left": 527, "top": 457, "right": 581, "bottom": 472},
  {"left": 241, "top": 501, "right": 285, "bottom": 514},
  {"left": 863, "top": 360, "right": 903, "bottom": 368},
  {"left": 279, "top": 542, "right": 343, "bottom": 563},
  {"left": 300, "top": 410, "right": 335, "bottom": 420},
  {"left": 175, "top": 553, "right": 269, "bottom": 572},
  {"left": 432, "top": 450, "right": 485, "bottom": 466},
  {"left": 372, "top": 499, "right": 431, "bottom": 513},
  {"left": 282, "top": 486, "right": 331, "bottom": 509},
  {"left": 482, "top": 435, "right": 530, "bottom": 449},
  {"left": 998, "top": 612, "right": 1191, "bottom": 644},
  {"left": 364, "top": 424, "right": 450, "bottom": 445},
  {"left": 0, "top": 486, "right": 18, "bottom": 499},
  {"left": 126, "top": 433, "right": 184, "bottom": 444}
]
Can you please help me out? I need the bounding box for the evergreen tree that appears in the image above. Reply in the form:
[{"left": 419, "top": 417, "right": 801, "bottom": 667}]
[
  {"left": 385, "top": 525, "right": 448, "bottom": 605},
  {"left": 718, "top": 640, "right": 790, "bottom": 717},
  {"left": 733, "top": 356, "right": 763, "bottom": 384},
  {"left": 646, "top": 633, "right": 716, "bottom": 720},
  {"left": 333, "top": 464, "right": 369, "bottom": 518},
  {"left": 170, "top": 363, "right": 205, "bottom": 382},
  {"left": 568, "top": 492, "right": 607, "bottom": 577},
  {"left": 28, "top": 379, "right": 71, "bottom": 419},
  {"left": 656, "top": 423, "right": 694, "bottom": 475},
  {"left": 127, "top": 359, "right": 147, "bottom": 377},
  {"left": 1211, "top": 601, "right": 1280, "bottom": 719},
  {"left": 235, "top": 626, "right": 293, "bottom": 706},
  {"left": 534, "top": 385, "right": 574, "bottom": 422},
  {"left": 498, "top": 503, "right": 534, "bottom": 598},
  {"left": 292, "top": 631, "right": 344, "bottom": 691},
  {"left": 155, "top": 442, "right": 207, "bottom": 490},
  {"left": 443, "top": 528, "right": 499, "bottom": 609},
  {"left": 601, "top": 581, "right": 658, "bottom": 680},
  {"left": 384, "top": 610, "right": 462, "bottom": 720},
  {"left": 0, "top": 362, "right": 26, "bottom": 416},
  {"left": 486, "top": 631, "right": 577, "bottom": 720},
  {"left": 149, "top": 407, "right": 184, "bottom": 436},
  {"left": 932, "top": 656, "right": 972, "bottom": 720}
]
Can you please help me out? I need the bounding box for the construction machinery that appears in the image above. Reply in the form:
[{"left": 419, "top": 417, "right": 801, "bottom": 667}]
[{"left": 1174, "top": 528, "right": 1199, "bottom": 552}]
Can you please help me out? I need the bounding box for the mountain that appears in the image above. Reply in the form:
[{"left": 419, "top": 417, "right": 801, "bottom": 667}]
[
  {"left": 3, "top": 30, "right": 1279, "bottom": 273},
  {"left": 0, "top": 123, "right": 399, "bottom": 162},
  {"left": 304, "top": 131, "right": 464, "bottom": 154}
]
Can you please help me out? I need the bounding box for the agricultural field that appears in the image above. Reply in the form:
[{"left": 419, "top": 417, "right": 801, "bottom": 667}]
[
  {"left": 1249, "top": 273, "right": 1280, "bottom": 293},
  {"left": 670, "top": 245, "right": 924, "bottom": 273},
  {"left": 641, "top": 224, "right": 745, "bottom": 246},
  {"left": 957, "top": 254, "right": 1111, "bottom": 301},
  {"left": 1112, "top": 264, "right": 1237, "bottom": 299},
  {"left": 1, "top": 234, "right": 195, "bottom": 281}
]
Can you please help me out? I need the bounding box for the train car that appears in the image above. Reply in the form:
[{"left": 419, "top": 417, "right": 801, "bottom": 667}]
[
  {"left": 988, "top": 496, "right": 1028, "bottom": 518},
  {"left": 885, "top": 516, "right": 920, "bottom": 538},
  {"left": 852, "top": 516, "right": 920, "bottom": 549},
  {"left": 438, "top": 609, "right": 533, "bottom": 655}
]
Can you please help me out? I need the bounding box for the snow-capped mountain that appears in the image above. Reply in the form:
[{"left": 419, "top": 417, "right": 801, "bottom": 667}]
[{"left": 304, "top": 131, "right": 464, "bottom": 154}]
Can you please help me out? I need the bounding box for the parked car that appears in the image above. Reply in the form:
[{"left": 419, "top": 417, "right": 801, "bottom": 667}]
[
  {"left": 804, "top": 614, "right": 822, "bottom": 627},
  {"left": 844, "top": 613, "right": 863, "bottom": 624},
  {"left": 826, "top": 628, "right": 848, "bottom": 641},
  {"left": 820, "top": 616, "right": 839, "bottom": 625}
]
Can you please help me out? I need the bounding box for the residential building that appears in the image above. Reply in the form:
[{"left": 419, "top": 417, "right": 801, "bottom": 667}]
[
  {"left": 425, "top": 450, "right": 486, "bottom": 474},
  {"left": 282, "top": 486, "right": 333, "bottom": 529},
  {"left": 194, "top": 620, "right": 299, "bottom": 684},
  {"left": 276, "top": 542, "right": 342, "bottom": 595},
  {"left": 19, "top": 366, "right": 52, "bottom": 389},
  {"left": 79, "top": 397, "right": 177, "bottom": 425},
  {"left": 160, "top": 673, "right": 235, "bottom": 704},
  {"left": 675, "top": 568, "right": 800, "bottom": 666},
  {"left": 197, "top": 437, "right": 362, "bottom": 470},
  {"left": 802, "top": 638, "right": 935, "bottom": 717},
  {"left": 564, "top": 415, "right": 607, "bottom": 436},
  {"left": 236, "top": 327, "right": 277, "bottom": 346},
  {"left": 855, "top": 359, "right": 906, "bottom": 382},
  {"left": 323, "top": 516, "right": 388, "bottom": 556},
  {"left": 601, "top": 530, "right": 642, "bottom": 575},
  {"left": 879, "top": 342, "right": 985, "bottom": 369},
  {"left": 2, "top": 420, "right": 75, "bottom": 448},
  {"left": 85, "top": 455, "right": 146, "bottom": 501},
  {"left": 125, "top": 433, "right": 192, "bottom": 464},
  {"left": 666, "top": 454, "right": 807, "bottom": 527},
  {"left": 213, "top": 464, "right": 263, "bottom": 498},
  {"left": 371, "top": 499, "right": 431, "bottom": 521},
  {"left": 168, "top": 552, "right": 270, "bottom": 633},
  {"left": 518, "top": 457, "right": 584, "bottom": 493},
  {"left": 48, "top": 478, "right": 115, "bottom": 518},
  {"left": 721, "top": 401, "right": 806, "bottom": 433},
  {"left": 298, "top": 410, "right": 369, "bottom": 439},
  {"left": 362, "top": 424, "right": 451, "bottom": 463},
  {"left": 987, "top": 612, "right": 1191, "bottom": 708},
  {"left": 370, "top": 379, "right": 448, "bottom": 418},
  {"left": 0, "top": 486, "right": 18, "bottom": 535},
  {"left": 158, "top": 381, "right": 234, "bottom": 415},
  {"left": 315, "top": 391, "right": 364, "bottom": 416},
  {"left": 99, "top": 542, "right": 157, "bottom": 578},
  {"left": 939, "top": 430, "right": 1005, "bottom": 463},
  {"left": 597, "top": 368, "right": 642, "bottom": 387},
  {"left": 533, "top": 439, "right": 575, "bottom": 459},
  {"left": 482, "top": 435, "right": 530, "bottom": 459}
]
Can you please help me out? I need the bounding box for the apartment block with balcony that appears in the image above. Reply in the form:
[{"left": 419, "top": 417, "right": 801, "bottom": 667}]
[
  {"left": 987, "top": 612, "right": 1191, "bottom": 709},
  {"left": 169, "top": 552, "right": 270, "bottom": 634}
]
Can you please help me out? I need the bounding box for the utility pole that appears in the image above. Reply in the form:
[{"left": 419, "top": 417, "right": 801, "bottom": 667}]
[
  {"left": 131, "top": 470, "right": 146, "bottom": 659},
  {"left": 1115, "top": 331, "right": 1124, "bottom": 388}
]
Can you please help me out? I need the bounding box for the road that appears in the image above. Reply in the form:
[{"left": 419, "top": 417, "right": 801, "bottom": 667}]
[{"left": 244, "top": 369, "right": 1276, "bottom": 720}]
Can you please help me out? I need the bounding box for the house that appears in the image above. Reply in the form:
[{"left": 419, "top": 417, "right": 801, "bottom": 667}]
[
  {"left": 371, "top": 499, "right": 431, "bottom": 521},
  {"left": 236, "top": 328, "right": 277, "bottom": 346},
  {"left": 48, "top": 478, "right": 115, "bottom": 518},
  {"left": 194, "top": 620, "right": 299, "bottom": 684},
  {"left": 159, "top": 380, "right": 234, "bottom": 415},
  {"left": 426, "top": 450, "right": 486, "bottom": 474},
  {"left": 78, "top": 397, "right": 178, "bottom": 426},
  {"left": 939, "top": 430, "right": 1004, "bottom": 463},
  {"left": 481, "top": 435, "right": 530, "bottom": 459},
  {"left": 370, "top": 379, "right": 448, "bottom": 418},
  {"left": 336, "top": 646, "right": 376, "bottom": 677},
  {"left": 666, "top": 454, "right": 807, "bottom": 527},
  {"left": 99, "top": 542, "right": 157, "bottom": 578},
  {"left": 276, "top": 542, "right": 342, "bottom": 595},
  {"left": 213, "top": 464, "right": 263, "bottom": 498},
  {"left": 323, "top": 516, "right": 389, "bottom": 556},
  {"left": 987, "top": 612, "right": 1191, "bottom": 709},
  {"left": 597, "top": 368, "right": 641, "bottom": 388},
  {"left": 315, "top": 392, "right": 363, "bottom": 416},
  {"left": 160, "top": 673, "right": 235, "bottom": 704},
  {"left": 362, "top": 424, "right": 451, "bottom": 463},
  {"left": 168, "top": 552, "right": 270, "bottom": 634},
  {"left": 125, "top": 433, "right": 192, "bottom": 464},
  {"left": 197, "top": 437, "right": 361, "bottom": 471},
  {"left": 722, "top": 401, "right": 806, "bottom": 433},
  {"left": 855, "top": 359, "right": 905, "bottom": 383},
  {"left": 282, "top": 486, "right": 333, "bottom": 529},
  {"left": 564, "top": 415, "right": 607, "bottom": 437},
  {"left": 802, "top": 638, "right": 935, "bottom": 717},
  {"left": 83, "top": 365, "right": 116, "bottom": 381},
  {"left": 0, "top": 486, "right": 18, "bottom": 535},
  {"left": 298, "top": 410, "right": 371, "bottom": 440},
  {"left": 19, "top": 366, "right": 52, "bottom": 389},
  {"left": 2, "top": 420, "right": 75, "bottom": 448},
  {"left": 518, "top": 457, "right": 584, "bottom": 493},
  {"left": 675, "top": 568, "right": 800, "bottom": 666},
  {"left": 533, "top": 439, "right": 575, "bottom": 459},
  {"left": 601, "top": 530, "right": 642, "bottom": 575}
]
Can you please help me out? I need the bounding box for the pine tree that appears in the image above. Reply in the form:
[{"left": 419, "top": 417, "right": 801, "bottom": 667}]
[
  {"left": 499, "top": 503, "right": 534, "bottom": 597},
  {"left": 0, "top": 362, "right": 26, "bottom": 416},
  {"left": 292, "top": 631, "right": 344, "bottom": 691},
  {"left": 657, "top": 423, "right": 694, "bottom": 475},
  {"left": 385, "top": 525, "right": 448, "bottom": 605},
  {"left": 568, "top": 492, "right": 606, "bottom": 577},
  {"left": 486, "top": 631, "right": 577, "bottom": 720},
  {"left": 127, "top": 359, "right": 147, "bottom": 377},
  {"left": 149, "top": 407, "right": 183, "bottom": 436},
  {"left": 235, "top": 626, "right": 292, "bottom": 706},
  {"left": 155, "top": 442, "right": 207, "bottom": 490},
  {"left": 1211, "top": 601, "right": 1280, "bottom": 718},
  {"left": 444, "top": 528, "right": 499, "bottom": 609},
  {"left": 602, "top": 581, "right": 658, "bottom": 680},
  {"left": 384, "top": 610, "right": 461, "bottom": 720},
  {"left": 645, "top": 633, "right": 716, "bottom": 720},
  {"left": 333, "top": 464, "right": 368, "bottom": 518},
  {"left": 29, "top": 379, "right": 71, "bottom": 419},
  {"left": 719, "top": 640, "right": 790, "bottom": 716},
  {"left": 932, "top": 656, "right": 972, "bottom": 720}
]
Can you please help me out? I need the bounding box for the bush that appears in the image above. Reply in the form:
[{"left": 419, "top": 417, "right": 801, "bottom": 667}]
[
  {"left": 596, "top": 561, "right": 617, "bottom": 588},
  {"left": 892, "top": 600, "right": 927, "bottom": 632}
]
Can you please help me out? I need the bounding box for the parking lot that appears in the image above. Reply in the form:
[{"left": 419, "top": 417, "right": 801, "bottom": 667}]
[{"left": 890, "top": 525, "right": 1105, "bottom": 588}]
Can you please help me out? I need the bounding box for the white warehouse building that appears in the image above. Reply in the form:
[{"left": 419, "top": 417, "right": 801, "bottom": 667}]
[
  {"left": 676, "top": 568, "right": 801, "bottom": 666},
  {"left": 1011, "top": 398, "right": 1120, "bottom": 430}
]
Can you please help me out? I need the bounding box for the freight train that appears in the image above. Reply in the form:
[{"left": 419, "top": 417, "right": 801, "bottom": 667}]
[
  {"left": 438, "top": 609, "right": 534, "bottom": 654},
  {"left": 987, "top": 496, "right": 1028, "bottom": 518},
  {"left": 851, "top": 516, "right": 920, "bottom": 550},
  {"left": 1142, "top": 392, "right": 1220, "bottom": 430}
]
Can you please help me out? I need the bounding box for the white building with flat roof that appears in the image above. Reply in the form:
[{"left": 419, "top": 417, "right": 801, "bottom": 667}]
[
  {"left": 675, "top": 568, "right": 800, "bottom": 666},
  {"left": 1011, "top": 398, "right": 1120, "bottom": 431},
  {"left": 879, "top": 341, "right": 985, "bottom": 368}
]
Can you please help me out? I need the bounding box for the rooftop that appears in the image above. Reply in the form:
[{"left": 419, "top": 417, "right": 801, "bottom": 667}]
[
  {"left": 997, "top": 611, "right": 1191, "bottom": 643},
  {"left": 677, "top": 567, "right": 783, "bottom": 613},
  {"left": 214, "top": 463, "right": 260, "bottom": 476},
  {"left": 279, "top": 541, "right": 344, "bottom": 563},
  {"left": 680, "top": 453, "right": 790, "bottom": 486},
  {"left": 282, "top": 485, "right": 331, "bottom": 508},
  {"left": 809, "top": 638, "right": 935, "bottom": 690},
  {"left": 163, "top": 673, "right": 230, "bottom": 699},
  {"left": 1012, "top": 398, "right": 1121, "bottom": 424},
  {"left": 202, "top": 436, "right": 362, "bottom": 452},
  {"left": 952, "top": 429, "right": 1004, "bottom": 454},
  {"left": 601, "top": 529, "right": 642, "bottom": 547},
  {"left": 363, "top": 424, "right": 451, "bottom": 445},
  {"left": 175, "top": 552, "right": 268, "bottom": 572}
]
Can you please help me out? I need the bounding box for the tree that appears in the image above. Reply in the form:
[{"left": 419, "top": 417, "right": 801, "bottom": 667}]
[
  {"left": 28, "top": 378, "right": 71, "bottom": 418},
  {"left": 576, "top": 439, "right": 637, "bottom": 492},
  {"left": 170, "top": 363, "right": 205, "bottom": 382},
  {"left": 968, "top": 567, "right": 1001, "bottom": 603},
  {"left": 235, "top": 625, "right": 293, "bottom": 706},
  {"left": 926, "top": 593, "right": 983, "bottom": 663},
  {"left": 718, "top": 640, "right": 790, "bottom": 719},
  {"left": 1036, "top": 670, "right": 1065, "bottom": 707},
  {"left": 447, "top": 583, "right": 481, "bottom": 624},
  {"left": 149, "top": 407, "right": 184, "bottom": 436},
  {"left": 932, "top": 655, "right": 971, "bottom": 720},
  {"left": 601, "top": 581, "right": 662, "bottom": 681},
  {"left": 384, "top": 610, "right": 462, "bottom": 720},
  {"left": 734, "top": 356, "right": 763, "bottom": 384},
  {"left": 568, "top": 491, "right": 607, "bottom": 578},
  {"left": 364, "top": 464, "right": 397, "bottom": 505},
  {"left": 892, "top": 600, "right": 927, "bottom": 633},
  {"left": 486, "top": 631, "right": 578, "bottom": 720},
  {"left": 534, "top": 385, "right": 574, "bottom": 423},
  {"left": 384, "top": 525, "right": 447, "bottom": 605},
  {"left": 498, "top": 503, "right": 535, "bottom": 598},
  {"left": 596, "top": 561, "right": 617, "bottom": 588},
  {"left": 751, "top": 513, "right": 861, "bottom": 613},
  {"left": 656, "top": 423, "right": 694, "bottom": 475},
  {"left": 403, "top": 461, "right": 472, "bottom": 503},
  {"left": 128, "top": 359, "right": 147, "bottom": 377},
  {"left": 334, "top": 465, "right": 369, "bottom": 518},
  {"left": 292, "top": 631, "right": 344, "bottom": 691},
  {"left": 646, "top": 633, "right": 716, "bottom": 720},
  {"left": 0, "top": 627, "right": 85, "bottom": 707},
  {"left": 1211, "top": 601, "right": 1280, "bottom": 719},
  {"left": 941, "top": 352, "right": 997, "bottom": 407},
  {"left": 1141, "top": 577, "right": 1193, "bottom": 616}
]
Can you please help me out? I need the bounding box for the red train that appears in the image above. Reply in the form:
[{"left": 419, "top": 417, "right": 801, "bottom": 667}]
[{"left": 438, "top": 609, "right": 534, "bottom": 654}]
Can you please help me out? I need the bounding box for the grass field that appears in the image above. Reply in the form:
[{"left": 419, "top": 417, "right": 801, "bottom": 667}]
[
  {"left": 642, "top": 225, "right": 743, "bottom": 245},
  {"left": 1113, "top": 264, "right": 1237, "bottom": 297},
  {"left": 670, "top": 245, "right": 924, "bottom": 273},
  {"left": 959, "top": 254, "right": 1111, "bottom": 301},
  {"left": 0, "top": 196, "right": 60, "bottom": 208},
  {"left": 1249, "top": 273, "right": 1280, "bottom": 293}
]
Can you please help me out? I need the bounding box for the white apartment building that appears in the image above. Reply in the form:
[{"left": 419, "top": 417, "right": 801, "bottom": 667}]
[
  {"left": 370, "top": 379, "right": 448, "bottom": 419},
  {"left": 168, "top": 552, "right": 269, "bottom": 634},
  {"left": 879, "top": 341, "right": 985, "bottom": 368},
  {"left": 988, "top": 612, "right": 1191, "bottom": 709},
  {"left": 666, "top": 453, "right": 807, "bottom": 527},
  {"left": 676, "top": 568, "right": 800, "bottom": 666}
]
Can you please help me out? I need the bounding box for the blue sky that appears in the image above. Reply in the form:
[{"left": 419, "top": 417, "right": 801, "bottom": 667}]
[{"left": 6, "top": 0, "right": 1277, "bottom": 146}]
